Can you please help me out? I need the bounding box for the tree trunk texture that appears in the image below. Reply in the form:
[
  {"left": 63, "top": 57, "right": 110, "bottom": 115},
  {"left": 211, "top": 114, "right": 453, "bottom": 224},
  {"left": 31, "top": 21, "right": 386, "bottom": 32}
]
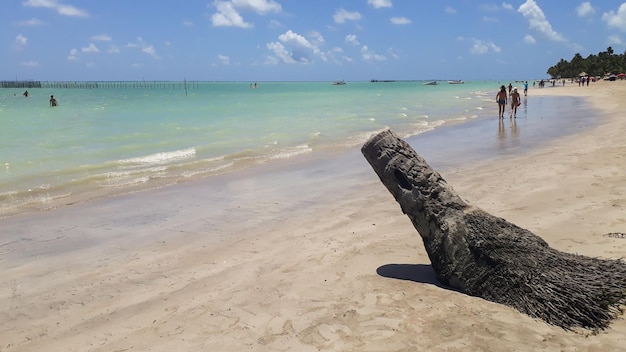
[{"left": 361, "top": 129, "right": 626, "bottom": 331}]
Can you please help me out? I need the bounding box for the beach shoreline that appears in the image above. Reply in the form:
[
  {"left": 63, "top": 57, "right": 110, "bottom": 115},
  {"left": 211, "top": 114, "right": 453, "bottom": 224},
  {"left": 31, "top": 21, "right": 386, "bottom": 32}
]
[{"left": 2, "top": 80, "right": 626, "bottom": 351}]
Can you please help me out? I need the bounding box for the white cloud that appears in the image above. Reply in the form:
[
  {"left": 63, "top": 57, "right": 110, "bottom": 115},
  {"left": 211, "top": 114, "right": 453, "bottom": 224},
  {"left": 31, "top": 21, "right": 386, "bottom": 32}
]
[
  {"left": 360, "top": 45, "right": 386, "bottom": 61},
  {"left": 577, "top": 2, "right": 595, "bottom": 17},
  {"left": 602, "top": 3, "right": 626, "bottom": 30},
  {"left": 524, "top": 34, "right": 536, "bottom": 44},
  {"left": 368, "top": 0, "right": 392, "bottom": 9},
  {"left": 280, "top": 30, "right": 316, "bottom": 61},
  {"left": 91, "top": 34, "right": 111, "bottom": 41},
  {"left": 265, "top": 30, "right": 332, "bottom": 64},
  {"left": 469, "top": 39, "right": 501, "bottom": 54},
  {"left": 212, "top": 1, "right": 251, "bottom": 28},
  {"left": 15, "top": 34, "right": 28, "bottom": 46},
  {"left": 81, "top": 43, "right": 99, "bottom": 53},
  {"left": 142, "top": 45, "right": 158, "bottom": 58},
  {"left": 107, "top": 46, "right": 120, "bottom": 54},
  {"left": 67, "top": 48, "right": 78, "bottom": 60},
  {"left": 17, "top": 18, "right": 44, "bottom": 26},
  {"left": 126, "top": 37, "right": 159, "bottom": 59},
  {"left": 211, "top": 0, "right": 281, "bottom": 28},
  {"left": 334, "top": 9, "right": 362, "bottom": 24},
  {"left": 266, "top": 41, "right": 296, "bottom": 63},
  {"left": 263, "top": 55, "right": 279, "bottom": 65},
  {"left": 218, "top": 54, "right": 230, "bottom": 65},
  {"left": 387, "top": 48, "right": 400, "bottom": 59},
  {"left": 21, "top": 60, "right": 40, "bottom": 67},
  {"left": 390, "top": 17, "right": 411, "bottom": 25},
  {"left": 608, "top": 35, "right": 622, "bottom": 45},
  {"left": 231, "top": 0, "right": 281, "bottom": 13},
  {"left": 470, "top": 41, "right": 488, "bottom": 54},
  {"left": 502, "top": 2, "right": 514, "bottom": 11},
  {"left": 279, "top": 30, "right": 314, "bottom": 50},
  {"left": 182, "top": 20, "right": 194, "bottom": 27},
  {"left": 22, "top": 0, "right": 89, "bottom": 17},
  {"left": 345, "top": 34, "right": 360, "bottom": 46},
  {"left": 445, "top": 6, "right": 456, "bottom": 14},
  {"left": 308, "top": 31, "right": 325, "bottom": 49},
  {"left": 518, "top": 0, "right": 566, "bottom": 42}
]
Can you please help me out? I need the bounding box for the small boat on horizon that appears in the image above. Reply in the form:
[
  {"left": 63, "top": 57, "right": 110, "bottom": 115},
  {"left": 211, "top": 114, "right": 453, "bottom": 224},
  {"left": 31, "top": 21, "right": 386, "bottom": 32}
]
[
  {"left": 448, "top": 80, "right": 465, "bottom": 84},
  {"left": 423, "top": 81, "right": 438, "bottom": 85},
  {"left": 332, "top": 80, "right": 346, "bottom": 85}
]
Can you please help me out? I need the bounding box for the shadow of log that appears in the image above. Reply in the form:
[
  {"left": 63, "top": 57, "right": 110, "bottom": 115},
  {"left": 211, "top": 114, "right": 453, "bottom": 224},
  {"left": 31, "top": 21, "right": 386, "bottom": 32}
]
[
  {"left": 362, "top": 129, "right": 626, "bottom": 332},
  {"left": 377, "top": 263, "right": 445, "bottom": 287}
]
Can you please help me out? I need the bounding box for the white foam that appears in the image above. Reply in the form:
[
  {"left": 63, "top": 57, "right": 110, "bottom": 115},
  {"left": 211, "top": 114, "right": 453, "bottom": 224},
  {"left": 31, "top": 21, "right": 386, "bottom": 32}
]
[
  {"left": 102, "top": 176, "right": 151, "bottom": 188},
  {"left": 269, "top": 144, "right": 312, "bottom": 160},
  {"left": 119, "top": 147, "right": 196, "bottom": 165}
]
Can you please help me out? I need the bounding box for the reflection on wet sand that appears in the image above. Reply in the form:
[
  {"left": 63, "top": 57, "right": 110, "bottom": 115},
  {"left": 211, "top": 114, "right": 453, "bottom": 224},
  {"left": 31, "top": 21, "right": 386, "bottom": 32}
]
[{"left": 496, "top": 117, "right": 520, "bottom": 153}]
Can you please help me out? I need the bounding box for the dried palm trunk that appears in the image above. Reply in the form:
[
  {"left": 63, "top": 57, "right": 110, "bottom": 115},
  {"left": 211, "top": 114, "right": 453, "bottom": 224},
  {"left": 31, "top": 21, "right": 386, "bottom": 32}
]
[{"left": 361, "top": 129, "right": 626, "bottom": 331}]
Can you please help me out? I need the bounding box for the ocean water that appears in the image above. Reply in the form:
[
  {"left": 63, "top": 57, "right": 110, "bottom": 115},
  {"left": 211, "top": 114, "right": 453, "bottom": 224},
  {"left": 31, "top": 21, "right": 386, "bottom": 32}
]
[{"left": 0, "top": 81, "right": 592, "bottom": 217}]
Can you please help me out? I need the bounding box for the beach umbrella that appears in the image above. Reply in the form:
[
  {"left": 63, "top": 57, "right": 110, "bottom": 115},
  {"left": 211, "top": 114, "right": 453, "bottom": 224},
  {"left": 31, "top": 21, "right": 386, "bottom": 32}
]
[{"left": 579, "top": 72, "right": 587, "bottom": 77}]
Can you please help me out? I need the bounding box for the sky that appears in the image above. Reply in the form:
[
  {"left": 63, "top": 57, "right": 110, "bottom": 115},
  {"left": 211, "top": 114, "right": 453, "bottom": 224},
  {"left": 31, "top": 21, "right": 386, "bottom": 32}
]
[{"left": 3, "top": 0, "right": 626, "bottom": 82}]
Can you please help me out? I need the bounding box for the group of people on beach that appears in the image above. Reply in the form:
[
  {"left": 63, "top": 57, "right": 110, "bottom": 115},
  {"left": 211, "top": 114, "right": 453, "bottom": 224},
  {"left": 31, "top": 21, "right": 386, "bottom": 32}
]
[
  {"left": 496, "top": 81, "right": 527, "bottom": 119},
  {"left": 20, "top": 90, "right": 58, "bottom": 107}
]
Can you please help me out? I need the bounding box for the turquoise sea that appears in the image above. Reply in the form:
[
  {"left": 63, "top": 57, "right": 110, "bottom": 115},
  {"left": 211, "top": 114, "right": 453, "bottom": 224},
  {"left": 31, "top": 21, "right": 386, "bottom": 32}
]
[{"left": 0, "top": 80, "right": 594, "bottom": 217}]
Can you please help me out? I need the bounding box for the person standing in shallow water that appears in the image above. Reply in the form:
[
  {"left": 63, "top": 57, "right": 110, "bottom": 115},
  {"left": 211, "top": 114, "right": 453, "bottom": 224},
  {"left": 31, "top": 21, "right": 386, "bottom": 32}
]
[
  {"left": 49, "top": 95, "right": 58, "bottom": 107},
  {"left": 496, "top": 85, "right": 508, "bottom": 119},
  {"left": 510, "top": 87, "right": 521, "bottom": 118}
]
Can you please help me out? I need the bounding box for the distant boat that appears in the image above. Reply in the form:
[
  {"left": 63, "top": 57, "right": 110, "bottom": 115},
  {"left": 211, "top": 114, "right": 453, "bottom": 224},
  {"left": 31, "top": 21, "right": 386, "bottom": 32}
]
[
  {"left": 448, "top": 80, "right": 464, "bottom": 84},
  {"left": 423, "top": 81, "right": 438, "bottom": 85},
  {"left": 332, "top": 80, "right": 346, "bottom": 85}
]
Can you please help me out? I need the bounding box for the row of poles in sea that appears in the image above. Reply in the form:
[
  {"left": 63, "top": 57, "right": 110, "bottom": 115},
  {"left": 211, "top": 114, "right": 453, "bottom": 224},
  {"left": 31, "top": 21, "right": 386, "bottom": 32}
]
[{"left": 1, "top": 80, "right": 197, "bottom": 94}]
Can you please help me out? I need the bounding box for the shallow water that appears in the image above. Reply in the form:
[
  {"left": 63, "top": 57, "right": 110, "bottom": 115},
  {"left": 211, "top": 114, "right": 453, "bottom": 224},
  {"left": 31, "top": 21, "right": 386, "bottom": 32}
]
[{"left": 0, "top": 81, "right": 595, "bottom": 217}]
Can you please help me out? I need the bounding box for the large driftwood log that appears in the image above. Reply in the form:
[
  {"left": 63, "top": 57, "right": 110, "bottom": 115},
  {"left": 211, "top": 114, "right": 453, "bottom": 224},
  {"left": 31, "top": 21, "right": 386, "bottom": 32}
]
[{"left": 362, "top": 129, "right": 626, "bottom": 331}]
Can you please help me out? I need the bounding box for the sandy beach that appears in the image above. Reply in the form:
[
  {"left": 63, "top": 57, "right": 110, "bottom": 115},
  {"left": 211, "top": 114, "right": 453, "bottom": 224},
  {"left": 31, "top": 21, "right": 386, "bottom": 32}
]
[{"left": 2, "top": 80, "right": 626, "bottom": 351}]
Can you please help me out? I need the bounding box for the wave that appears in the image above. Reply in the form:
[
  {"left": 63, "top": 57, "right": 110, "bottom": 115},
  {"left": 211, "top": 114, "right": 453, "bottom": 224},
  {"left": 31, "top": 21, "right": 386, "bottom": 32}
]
[
  {"left": 118, "top": 147, "right": 197, "bottom": 165},
  {"left": 267, "top": 144, "right": 313, "bottom": 160}
]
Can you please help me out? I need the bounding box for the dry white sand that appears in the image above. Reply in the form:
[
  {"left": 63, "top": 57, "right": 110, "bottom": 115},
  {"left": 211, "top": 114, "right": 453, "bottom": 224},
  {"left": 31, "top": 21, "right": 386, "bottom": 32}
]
[{"left": 2, "top": 80, "right": 626, "bottom": 351}]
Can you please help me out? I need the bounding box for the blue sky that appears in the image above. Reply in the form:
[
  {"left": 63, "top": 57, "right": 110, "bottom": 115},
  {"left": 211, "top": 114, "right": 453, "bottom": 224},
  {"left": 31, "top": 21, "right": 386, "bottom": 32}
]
[{"left": 3, "top": 0, "right": 626, "bottom": 81}]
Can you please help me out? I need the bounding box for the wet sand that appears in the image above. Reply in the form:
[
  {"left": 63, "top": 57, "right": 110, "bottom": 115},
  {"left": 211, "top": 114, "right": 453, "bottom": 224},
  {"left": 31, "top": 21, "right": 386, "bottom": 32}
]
[{"left": 1, "top": 80, "right": 626, "bottom": 351}]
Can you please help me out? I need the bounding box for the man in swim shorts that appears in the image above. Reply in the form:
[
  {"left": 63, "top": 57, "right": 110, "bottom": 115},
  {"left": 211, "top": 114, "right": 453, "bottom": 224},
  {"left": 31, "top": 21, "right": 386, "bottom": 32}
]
[{"left": 496, "top": 85, "right": 507, "bottom": 119}]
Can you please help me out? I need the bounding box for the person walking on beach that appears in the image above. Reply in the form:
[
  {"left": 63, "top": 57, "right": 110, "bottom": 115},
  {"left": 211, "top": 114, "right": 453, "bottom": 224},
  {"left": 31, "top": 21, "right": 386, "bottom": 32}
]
[
  {"left": 49, "top": 95, "right": 58, "bottom": 107},
  {"left": 510, "top": 87, "right": 521, "bottom": 118},
  {"left": 508, "top": 83, "right": 513, "bottom": 94},
  {"left": 496, "top": 85, "right": 507, "bottom": 119},
  {"left": 523, "top": 81, "right": 528, "bottom": 96}
]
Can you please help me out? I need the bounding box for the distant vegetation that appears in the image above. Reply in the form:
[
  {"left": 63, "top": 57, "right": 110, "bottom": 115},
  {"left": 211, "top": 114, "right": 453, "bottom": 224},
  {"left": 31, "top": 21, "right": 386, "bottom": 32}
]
[{"left": 547, "top": 47, "right": 625, "bottom": 78}]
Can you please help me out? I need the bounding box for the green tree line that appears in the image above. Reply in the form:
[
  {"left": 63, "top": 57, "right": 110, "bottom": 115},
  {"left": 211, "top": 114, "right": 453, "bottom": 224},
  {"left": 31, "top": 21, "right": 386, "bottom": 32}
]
[{"left": 547, "top": 47, "right": 626, "bottom": 78}]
